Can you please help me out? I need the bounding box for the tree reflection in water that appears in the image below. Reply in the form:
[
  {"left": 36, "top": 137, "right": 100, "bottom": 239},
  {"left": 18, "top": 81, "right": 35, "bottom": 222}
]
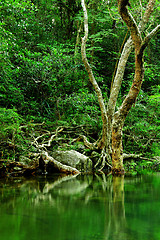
[{"left": 0, "top": 173, "right": 157, "bottom": 240}]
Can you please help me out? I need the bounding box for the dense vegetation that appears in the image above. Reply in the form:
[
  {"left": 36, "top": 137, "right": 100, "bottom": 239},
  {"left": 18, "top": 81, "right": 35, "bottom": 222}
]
[{"left": 0, "top": 0, "right": 160, "bottom": 174}]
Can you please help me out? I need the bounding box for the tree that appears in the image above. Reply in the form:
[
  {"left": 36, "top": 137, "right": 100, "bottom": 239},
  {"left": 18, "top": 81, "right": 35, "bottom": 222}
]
[{"left": 81, "top": 0, "right": 160, "bottom": 174}]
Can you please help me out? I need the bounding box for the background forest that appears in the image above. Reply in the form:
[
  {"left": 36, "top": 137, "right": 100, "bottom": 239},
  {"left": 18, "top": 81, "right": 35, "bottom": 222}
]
[{"left": 0, "top": 0, "right": 160, "bottom": 169}]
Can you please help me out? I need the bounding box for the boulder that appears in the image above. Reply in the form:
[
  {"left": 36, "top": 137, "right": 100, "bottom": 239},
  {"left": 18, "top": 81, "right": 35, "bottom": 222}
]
[
  {"left": 19, "top": 156, "right": 33, "bottom": 166},
  {"left": 51, "top": 150, "right": 92, "bottom": 172}
]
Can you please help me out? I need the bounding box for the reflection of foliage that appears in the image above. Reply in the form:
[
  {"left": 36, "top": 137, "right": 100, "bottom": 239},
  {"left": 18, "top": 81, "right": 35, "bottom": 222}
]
[{"left": 1, "top": 174, "right": 160, "bottom": 240}]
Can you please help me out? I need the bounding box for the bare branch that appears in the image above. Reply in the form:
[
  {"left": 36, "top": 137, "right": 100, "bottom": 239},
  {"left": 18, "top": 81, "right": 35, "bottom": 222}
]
[
  {"left": 139, "top": 0, "right": 143, "bottom": 19},
  {"left": 81, "top": 0, "right": 108, "bottom": 148},
  {"left": 81, "top": 0, "right": 88, "bottom": 42},
  {"left": 139, "top": 24, "right": 160, "bottom": 54}
]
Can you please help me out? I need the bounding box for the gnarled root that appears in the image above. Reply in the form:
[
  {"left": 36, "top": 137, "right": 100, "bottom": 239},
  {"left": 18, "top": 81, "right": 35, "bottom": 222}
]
[{"left": 94, "top": 148, "right": 112, "bottom": 171}]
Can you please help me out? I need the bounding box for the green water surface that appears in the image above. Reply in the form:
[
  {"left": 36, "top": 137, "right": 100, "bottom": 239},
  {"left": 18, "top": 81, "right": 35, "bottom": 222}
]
[{"left": 0, "top": 173, "right": 160, "bottom": 240}]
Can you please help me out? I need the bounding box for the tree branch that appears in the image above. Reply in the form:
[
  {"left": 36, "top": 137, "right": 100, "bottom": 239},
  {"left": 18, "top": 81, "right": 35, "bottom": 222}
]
[
  {"left": 81, "top": 0, "right": 108, "bottom": 148},
  {"left": 107, "top": 0, "right": 156, "bottom": 146},
  {"left": 139, "top": 0, "right": 155, "bottom": 31},
  {"left": 118, "top": 0, "right": 142, "bottom": 48},
  {"left": 139, "top": 24, "right": 160, "bottom": 55}
]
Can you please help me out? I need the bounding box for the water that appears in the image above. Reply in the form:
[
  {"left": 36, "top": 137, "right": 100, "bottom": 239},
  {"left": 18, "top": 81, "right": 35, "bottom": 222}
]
[{"left": 0, "top": 173, "right": 160, "bottom": 240}]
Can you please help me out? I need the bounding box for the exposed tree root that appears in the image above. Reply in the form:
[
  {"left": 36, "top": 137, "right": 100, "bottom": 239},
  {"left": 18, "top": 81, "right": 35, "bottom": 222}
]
[
  {"left": 29, "top": 125, "right": 112, "bottom": 172},
  {"left": 40, "top": 151, "right": 80, "bottom": 174},
  {"left": 31, "top": 127, "right": 64, "bottom": 150},
  {"left": 71, "top": 135, "right": 99, "bottom": 149},
  {"left": 7, "top": 122, "right": 158, "bottom": 176},
  {"left": 123, "top": 153, "right": 158, "bottom": 162},
  {"left": 93, "top": 148, "right": 112, "bottom": 171}
]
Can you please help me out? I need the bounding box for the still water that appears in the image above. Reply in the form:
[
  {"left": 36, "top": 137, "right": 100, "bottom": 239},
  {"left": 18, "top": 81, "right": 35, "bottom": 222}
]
[{"left": 0, "top": 173, "right": 160, "bottom": 240}]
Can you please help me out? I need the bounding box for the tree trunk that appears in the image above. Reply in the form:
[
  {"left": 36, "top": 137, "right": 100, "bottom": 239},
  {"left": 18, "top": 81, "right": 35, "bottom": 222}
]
[
  {"left": 107, "top": 0, "right": 156, "bottom": 161},
  {"left": 81, "top": 0, "right": 110, "bottom": 153},
  {"left": 111, "top": 0, "right": 160, "bottom": 174},
  {"left": 80, "top": 0, "right": 159, "bottom": 174},
  {"left": 112, "top": 119, "right": 124, "bottom": 174}
]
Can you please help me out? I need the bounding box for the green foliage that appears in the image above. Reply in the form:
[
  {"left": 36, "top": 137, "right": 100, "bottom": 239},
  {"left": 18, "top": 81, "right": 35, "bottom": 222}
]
[
  {"left": 124, "top": 86, "right": 160, "bottom": 157},
  {"left": 124, "top": 159, "right": 160, "bottom": 175},
  {"left": 143, "top": 64, "right": 160, "bottom": 91},
  {"left": 0, "top": 0, "right": 160, "bottom": 164},
  {"left": 57, "top": 91, "right": 101, "bottom": 127},
  {"left": 0, "top": 39, "right": 88, "bottom": 119},
  {"left": 0, "top": 108, "right": 22, "bottom": 138},
  {"left": 0, "top": 108, "right": 23, "bottom": 160},
  {"left": 0, "top": 0, "right": 38, "bottom": 47},
  {"left": 124, "top": 162, "right": 150, "bottom": 175}
]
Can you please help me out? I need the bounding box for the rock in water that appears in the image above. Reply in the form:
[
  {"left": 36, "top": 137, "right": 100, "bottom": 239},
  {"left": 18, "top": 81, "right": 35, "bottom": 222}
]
[{"left": 51, "top": 150, "right": 92, "bottom": 172}]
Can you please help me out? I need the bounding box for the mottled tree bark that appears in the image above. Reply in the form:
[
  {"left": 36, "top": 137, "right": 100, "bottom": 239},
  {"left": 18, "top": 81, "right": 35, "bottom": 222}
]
[
  {"left": 107, "top": 0, "right": 156, "bottom": 159},
  {"left": 81, "top": 0, "right": 159, "bottom": 174},
  {"left": 111, "top": 0, "right": 160, "bottom": 174},
  {"left": 81, "top": 0, "right": 111, "bottom": 165}
]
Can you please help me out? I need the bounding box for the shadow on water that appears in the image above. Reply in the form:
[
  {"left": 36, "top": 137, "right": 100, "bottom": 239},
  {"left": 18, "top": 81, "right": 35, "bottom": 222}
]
[{"left": 0, "top": 173, "right": 160, "bottom": 240}]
